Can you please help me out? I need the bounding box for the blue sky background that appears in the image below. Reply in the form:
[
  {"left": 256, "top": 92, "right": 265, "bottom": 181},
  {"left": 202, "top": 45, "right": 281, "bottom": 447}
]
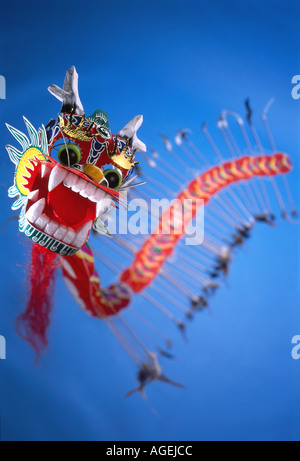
[{"left": 0, "top": 0, "right": 300, "bottom": 441}]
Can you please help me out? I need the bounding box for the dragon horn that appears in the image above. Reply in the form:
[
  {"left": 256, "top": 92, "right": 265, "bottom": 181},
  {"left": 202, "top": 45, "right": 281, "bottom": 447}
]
[
  {"left": 48, "top": 66, "right": 84, "bottom": 115},
  {"left": 119, "top": 115, "right": 146, "bottom": 153}
]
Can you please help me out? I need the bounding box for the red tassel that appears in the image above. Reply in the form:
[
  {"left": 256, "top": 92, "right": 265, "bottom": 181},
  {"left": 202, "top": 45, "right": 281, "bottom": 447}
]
[{"left": 16, "top": 243, "right": 57, "bottom": 357}]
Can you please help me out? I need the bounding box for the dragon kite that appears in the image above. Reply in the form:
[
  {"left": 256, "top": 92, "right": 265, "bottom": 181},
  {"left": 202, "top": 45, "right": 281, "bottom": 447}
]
[{"left": 6, "top": 66, "right": 295, "bottom": 396}]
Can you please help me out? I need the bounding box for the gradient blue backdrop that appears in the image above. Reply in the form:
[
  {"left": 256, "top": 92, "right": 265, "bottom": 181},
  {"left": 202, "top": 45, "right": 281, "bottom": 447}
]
[{"left": 0, "top": 0, "right": 299, "bottom": 441}]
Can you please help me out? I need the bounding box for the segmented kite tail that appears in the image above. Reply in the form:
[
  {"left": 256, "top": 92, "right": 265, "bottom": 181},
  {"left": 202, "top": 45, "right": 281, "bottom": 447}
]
[
  {"left": 120, "top": 153, "right": 292, "bottom": 293},
  {"left": 61, "top": 153, "right": 292, "bottom": 317},
  {"left": 60, "top": 242, "right": 131, "bottom": 318}
]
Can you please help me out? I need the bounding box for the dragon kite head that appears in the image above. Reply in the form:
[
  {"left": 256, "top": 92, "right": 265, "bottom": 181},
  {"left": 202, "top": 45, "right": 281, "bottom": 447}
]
[{"left": 6, "top": 66, "right": 146, "bottom": 255}]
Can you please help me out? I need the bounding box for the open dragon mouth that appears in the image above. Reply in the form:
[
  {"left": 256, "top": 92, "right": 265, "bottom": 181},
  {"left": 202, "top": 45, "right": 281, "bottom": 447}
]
[{"left": 23, "top": 158, "right": 120, "bottom": 255}]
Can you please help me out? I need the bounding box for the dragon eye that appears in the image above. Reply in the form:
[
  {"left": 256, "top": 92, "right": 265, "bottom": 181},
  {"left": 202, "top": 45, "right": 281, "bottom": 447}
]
[
  {"left": 97, "top": 125, "right": 111, "bottom": 139},
  {"left": 103, "top": 168, "right": 122, "bottom": 189},
  {"left": 58, "top": 144, "right": 81, "bottom": 167}
]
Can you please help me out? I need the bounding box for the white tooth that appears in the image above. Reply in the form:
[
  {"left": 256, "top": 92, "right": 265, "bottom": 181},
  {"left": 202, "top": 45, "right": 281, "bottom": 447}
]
[
  {"left": 96, "top": 198, "right": 113, "bottom": 217},
  {"left": 44, "top": 220, "right": 59, "bottom": 236},
  {"left": 72, "top": 220, "right": 92, "bottom": 248},
  {"left": 62, "top": 177, "right": 71, "bottom": 189},
  {"left": 64, "top": 172, "right": 79, "bottom": 188},
  {"left": 85, "top": 182, "right": 97, "bottom": 198},
  {"left": 79, "top": 182, "right": 97, "bottom": 199},
  {"left": 41, "top": 163, "right": 48, "bottom": 178},
  {"left": 53, "top": 226, "right": 68, "bottom": 241},
  {"left": 35, "top": 214, "right": 50, "bottom": 231},
  {"left": 27, "top": 190, "right": 39, "bottom": 201},
  {"left": 48, "top": 165, "right": 68, "bottom": 192},
  {"left": 63, "top": 228, "right": 76, "bottom": 245},
  {"left": 95, "top": 188, "right": 108, "bottom": 201},
  {"left": 89, "top": 187, "right": 107, "bottom": 203},
  {"left": 71, "top": 178, "right": 87, "bottom": 193},
  {"left": 96, "top": 202, "right": 104, "bottom": 216},
  {"left": 79, "top": 189, "right": 89, "bottom": 198},
  {"left": 25, "top": 198, "right": 45, "bottom": 224}
]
